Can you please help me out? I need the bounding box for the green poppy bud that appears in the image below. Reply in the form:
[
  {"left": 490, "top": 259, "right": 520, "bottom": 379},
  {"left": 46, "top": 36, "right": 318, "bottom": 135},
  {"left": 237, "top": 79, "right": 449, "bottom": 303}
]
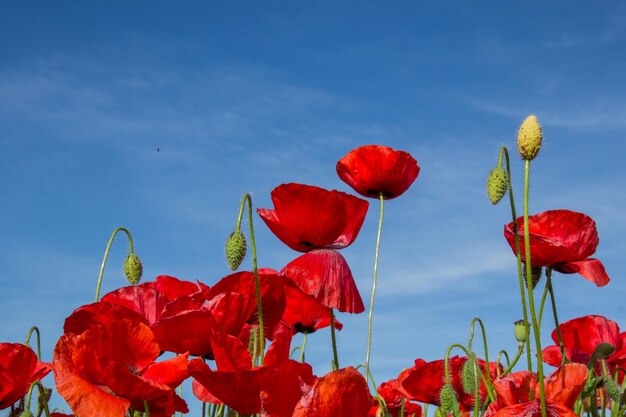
[
  {"left": 593, "top": 342, "right": 616, "bottom": 360},
  {"left": 514, "top": 320, "right": 530, "bottom": 348},
  {"left": 517, "top": 115, "right": 542, "bottom": 161},
  {"left": 124, "top": 253, "right": 143, "bottom": 285},
  {"left": 461, "top": 359, "right": 476, "bottom": 394},
  {"left": 605, "top": 377, "right": 621, "bottom": 402},
  {"left": 581, "top": 376, "right": 602, "bottom": 398},
  {"left": 225, "top": 230, "right": 247, "bottom": 271},
  {"left": 438, "top": 383, "right": 457, "bottom": 414},
  {"left": 486, "top": 166, "right": 508, "bottom": 205}
]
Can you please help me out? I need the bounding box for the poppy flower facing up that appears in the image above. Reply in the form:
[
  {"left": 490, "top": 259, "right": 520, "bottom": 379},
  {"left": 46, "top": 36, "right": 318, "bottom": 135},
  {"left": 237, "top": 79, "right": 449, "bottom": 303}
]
[
  {"left": 483, "top": 363, "right": 587, "bottom": 417},
  {"left": 399, "top": 356, "right": 502, "bottom": 412},
  {"left": 542, "top": 315, "right": 626, "bottom": 378},
  {"left": 504, "top": 209, "right": 610, "bottom": 286},
  {"left": 292, "top": 367, "right": 373, "bottom": 417},
  {"left": 0, "top": 343, "right": 51, "bottom": 410},
  {"left": 53, "top": 319, "right": 188, "bottom": 417},
  {"left": 336, "top": 145, "right": 420, "bottom": 200},
  {"left": 257, "top": 183, "right": 368, "bottom": 253}
]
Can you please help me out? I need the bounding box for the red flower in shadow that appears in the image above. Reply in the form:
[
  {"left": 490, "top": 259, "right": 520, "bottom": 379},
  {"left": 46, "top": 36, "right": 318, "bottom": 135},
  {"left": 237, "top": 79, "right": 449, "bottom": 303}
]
[
  {"left": 368, "top": 379, "right": 422, "bottom": 417},
  {"left": 0, "top": 343, "right": 51, "bottom": 410},
  {"left": 258, "top": 183, "right": 368, "bottom": 253},
  {"left": 542, "top": 315, "right": 626, "bottom": 379},
  {"left": 483, "top": 363, "right": 587, "bottom": 417},
  {"left": 336, "top": 145, "right": 420, "bottom": 200},
  {"left": 504, "top": 210, "right": 610, "bottom": 286}
]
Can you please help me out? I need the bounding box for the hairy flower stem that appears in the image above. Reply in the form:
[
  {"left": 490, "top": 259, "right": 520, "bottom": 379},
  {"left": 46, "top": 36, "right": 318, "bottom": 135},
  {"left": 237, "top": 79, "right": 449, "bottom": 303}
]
[
  {"left": 522, "top": 160, "right": 546, "bottom": 417},
  {"left": 299, "top": 331, "right": 308, "bottom": 363},
  {"left": 24, "top": 381, "right": 51, "bottom": 417},
  {"left": 546, "top": 269, "right": 566, "bottom": 364},
  {"left": 500, "top": 146, "right": 533, "bottom": 372},
  {"left": 24, "top": 326, "right": 41, "bottom": 360},
  {"left": 468, "top": 318, "right": 493, "bottom": 393},
  {"left": 94, "top": 227, "right": 135, "bottom": 302},
  {"left": 330, "top": 309, "right": 339, "bottom": 370},
  {"left": 237, "top": 193, "right": 265, "bottom": 365},
  {"left": 365, "top": 193, "right": 385, "bottom": 387}
]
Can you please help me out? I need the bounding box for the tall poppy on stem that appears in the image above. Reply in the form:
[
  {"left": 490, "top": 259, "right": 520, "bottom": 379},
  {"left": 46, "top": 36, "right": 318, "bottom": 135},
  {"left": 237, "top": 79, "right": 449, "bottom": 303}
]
[
  {"left": 258, "top": 183, "right": 368, "bottom": 368},
  {"left": 336, "top": 145, "right": 419, "bottom": 386},
  {"left": 504, "top": 209, "right": 610, "bottom": 287}
]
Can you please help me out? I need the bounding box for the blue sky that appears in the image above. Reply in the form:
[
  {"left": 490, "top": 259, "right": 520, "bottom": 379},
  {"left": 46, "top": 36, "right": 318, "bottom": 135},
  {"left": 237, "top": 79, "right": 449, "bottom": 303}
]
[{"left": 2, "top": 2, "right": 626, "bottom": 414}]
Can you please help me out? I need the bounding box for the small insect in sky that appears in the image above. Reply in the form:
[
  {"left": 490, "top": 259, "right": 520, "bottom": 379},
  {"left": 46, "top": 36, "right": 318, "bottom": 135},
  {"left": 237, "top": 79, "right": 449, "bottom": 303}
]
[{"left": 156, "top": 147, "right": 160, "bottom": 152}]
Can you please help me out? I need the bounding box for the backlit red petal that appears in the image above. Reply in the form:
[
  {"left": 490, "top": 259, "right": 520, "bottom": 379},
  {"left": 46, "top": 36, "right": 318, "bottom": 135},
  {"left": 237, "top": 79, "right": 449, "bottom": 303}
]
[{"left": 555, "top": 258, "right": 610, "bottom": 287}]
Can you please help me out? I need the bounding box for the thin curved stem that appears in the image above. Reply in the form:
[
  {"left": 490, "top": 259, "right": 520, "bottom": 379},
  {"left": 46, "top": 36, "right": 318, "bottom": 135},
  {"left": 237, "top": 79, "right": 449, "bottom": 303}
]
[
  {"left": 24, "top": 381, "right": 51, "bottom": 417},
  {"left": 468, "top": 318, "right": 493, "bottom": 392},
  {"left": 365, "top": 193, "right": 385, "bottom": 386},
  {"left": 299, "top": 331, "right": 308, "bottom": 363},
  {"left": 94, "top": 227, "right": 134, "bottom": 302},
  {"left": 500, "top": 347, "right": 524, "bottom": 375},
  {"left": 24, "top": 326, "right": 41, "bottom": 360}
]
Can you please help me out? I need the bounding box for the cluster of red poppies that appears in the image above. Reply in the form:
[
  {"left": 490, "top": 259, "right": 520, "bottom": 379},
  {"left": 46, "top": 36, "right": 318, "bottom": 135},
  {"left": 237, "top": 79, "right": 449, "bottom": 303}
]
[{"left": 0, "top": 138, "right": 623, "bottom": 417}]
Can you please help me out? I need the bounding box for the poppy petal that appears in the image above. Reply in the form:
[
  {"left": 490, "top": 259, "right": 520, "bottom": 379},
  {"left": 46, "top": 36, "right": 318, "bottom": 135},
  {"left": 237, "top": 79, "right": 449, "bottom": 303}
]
[{"left": 555, "top": 258, "right": 610, "bottom": 287}]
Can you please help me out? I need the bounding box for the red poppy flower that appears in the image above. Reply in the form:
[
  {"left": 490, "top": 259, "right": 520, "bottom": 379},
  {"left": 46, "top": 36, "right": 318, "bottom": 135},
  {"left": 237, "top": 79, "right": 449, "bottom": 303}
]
[
  {"left": 260, "top": 360, "right": 316, "bottom": 417},
  {"left": 368, "top": 379, "right": 422, "bottom": 417},
  {"left": 63, "top": 301, "right": 148, "bottom": 335},
  {"left": 278, "top": 275, "right": 343, "bottom": 334},
  {"left": 399, "top": 356, "right": 501, "bottom": 411},
  {"left": 542, "top": 315, "right": 626, "bottom": 379},
  {"left": 53, "top": 319, "right": 188, "bottom": 417},
  {"left": 292, "top": 367, "right": 373, "bottom": 417},
  {"left": 100, "top": 285, "right": 170, "bottom": 326},
  {"left": 0, "top": 343, "right": 51, "bottom": 410},
  {"left": 504, "top": 210, "right": 610, "bottom": 286},
  {"left": 257, "top": 183, "right": 368, "bottom": 253},
  {"left": 336, "top": 145, "right": 420, "bottom": 200},
  {"left": 281, "top": 248, "right": 364, "bottom": 313},
  {"left": 483, "top": 363, "right": 587, "bottom": 417}
]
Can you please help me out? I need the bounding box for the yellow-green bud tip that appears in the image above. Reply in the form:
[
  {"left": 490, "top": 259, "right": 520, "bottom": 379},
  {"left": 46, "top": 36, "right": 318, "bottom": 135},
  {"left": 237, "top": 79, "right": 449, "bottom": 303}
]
[
  {"left": 124, "top": 253, "right": 143, "bottom": 285},
  {"left": 225, "top": 230, "right": 247, "bottom": 271},
  {"left": 517, "top": 115, "right": 542, "bottom": 160},
  {"left": 487, "top": 166, "right": 508, "bottom": 205}
]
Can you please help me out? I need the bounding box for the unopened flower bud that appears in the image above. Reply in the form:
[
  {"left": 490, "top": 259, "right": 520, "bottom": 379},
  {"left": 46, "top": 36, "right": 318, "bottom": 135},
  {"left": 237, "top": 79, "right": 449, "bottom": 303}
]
[
  {"left": 439, "top": 383, "right": 457, "bottom": 414},
  {"left": 593, "top": 342, "right": 616, "bottom": 360},
  {"left": 581, "top": 376, "right": 602, "bottom": 398},
  {"left": 605, "top": 377, "right": 621, "bottom": 402},
  {"left": 225, "top": 230, "right": 247, "bottom": 271},
  {"left": 514, "top": 320, "right": 530, "bottom": 347},
  {"left": 486, "top": 166, "right": 508, "bottom": 205},
  {"left": 461, "top": 359, "right": 476, "bottom": 394},
  {"left": 517, "top": 115, "right": 542, "bottom": 161},
  {"left": 124, "top": 253, "right": 143, "bottom": 285}
]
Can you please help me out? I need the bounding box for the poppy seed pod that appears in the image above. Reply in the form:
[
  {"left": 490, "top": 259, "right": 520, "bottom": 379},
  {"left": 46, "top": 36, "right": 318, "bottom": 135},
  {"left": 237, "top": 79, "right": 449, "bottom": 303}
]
[
  {"left": 124, "top": 253, "right": 143, "bottom": 285},
  {"left": 514, "top": 320, "right": 530, "bottom": 348},
  {"left": 225, "top": 230, "right": 247, "bottom": 271},
  {"left": 486, "top": 166, "right": 508, "bottom": 205},
  {"left": 517, "top": 115, "right": 542, "bottom": 160}
]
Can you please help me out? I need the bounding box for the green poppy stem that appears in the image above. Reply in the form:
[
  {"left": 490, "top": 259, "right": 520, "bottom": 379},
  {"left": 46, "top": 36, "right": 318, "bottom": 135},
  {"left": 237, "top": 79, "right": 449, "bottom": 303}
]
[
  {"left": 546, "top": 268, "right": 566, "bottom": 365},
  {"left": 500, "top": 146, "right": 533, "bottom": 372},
  {"left": 237, "top": 193, "right": 265, "bottom": 365},
  {"left": 24, "top": 381, "right": 51, "bottom": 417},
  {"left": 365, "top": 192, "right": 385, "bottom": 386},
  {"left": 94, "top": 227, "right": 135, "bottom": 302},
  {"left": 299, "top": 331, "right": 308, "bottom": 363},
  {"left": 330, "top": 309, "right": 339, "bottom": 370},
  {"left": 522, "top": 160, "right": 546, "bottom": 417}
]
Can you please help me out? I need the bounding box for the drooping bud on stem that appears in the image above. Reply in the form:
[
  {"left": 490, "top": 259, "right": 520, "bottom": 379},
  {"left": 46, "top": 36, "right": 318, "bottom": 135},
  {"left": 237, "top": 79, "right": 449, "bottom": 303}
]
[
  {"left": 225, "top": 230, "right": 247, "bottom": 271},
  {"left": 517, "top": 115, "right": 543, "bottom": 161},
  {"left": 486, "top": 166, "right": 508, "bottom": 205},
  {"left": 124, "top": 252, "right": 143, "bottom": 285},
  {"left": 439, "top": 383, "right": 458, "bottom": 415},
  {"left": 461, "top": 359, "right": 476, "bottom": 394}
]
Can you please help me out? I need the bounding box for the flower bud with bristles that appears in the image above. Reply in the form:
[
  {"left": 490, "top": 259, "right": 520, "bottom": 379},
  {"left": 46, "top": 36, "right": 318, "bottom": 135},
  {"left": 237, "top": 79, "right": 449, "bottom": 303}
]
[
  {"left": 605, "top": 377, "right": 621, "bottom": 402},
  {"left": 225, "top": 230, "right": 247, "bottom": 271},
  {"left": 439, "top": 383, "right": 457, "bottom": 414},
  {"left": 461, "top": 359, "right": 476, "bottom": 394},
  {"left": 517, "top": 115, "right": 542, "bottom": 161},
  {"left": 487, "top": 166, "right": 508, "bottom": 205},
  {"left": 124, "top": 253, "right": 143, "bottom": 285}
]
